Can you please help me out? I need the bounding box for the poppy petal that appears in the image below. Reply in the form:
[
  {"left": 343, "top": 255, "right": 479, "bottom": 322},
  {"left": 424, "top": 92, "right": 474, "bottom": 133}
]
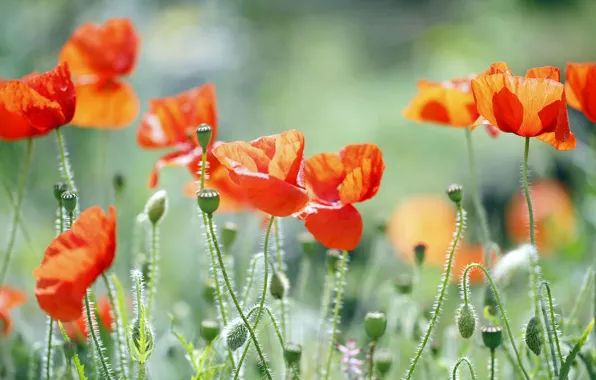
[
  {"left": 268, "top": 130, "right": 305, "bottom": 184},
  {"left": 302, "top": 203, "right": 363, "bottom": 250},
  {"left": 71, "top": 81, "right": 138, "bottom": 128},
  {"left": 536, "top": 131, "right": 577, "bottom": 150},
  {"left": 565, "top": 63, "right": 596, "bottom": 122},
  {"left": 526, "top": 66, "right": 561, "bottom": 81},
  {"left": 304, "top": 152, "right": 345, "bottom": 203},
  {"left": 403, "top": 84, "right": 478, "bottom": 127},
  {"left": 488, "top": 62, "right": 512, "bottom": 75},
  {"left": 35, "top": 279, "right": 87, "bottom": 322},
  {"left": 148, "top": 146, "right": 200, "bottom": 187},
  {"left": 339, "top": 144, "right": 385, "bottom": 204}
]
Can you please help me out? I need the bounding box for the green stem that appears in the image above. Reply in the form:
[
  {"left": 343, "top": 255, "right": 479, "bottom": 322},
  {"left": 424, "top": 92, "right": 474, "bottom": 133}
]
[
  {"left": 323, "top": 250, "right": 349, "bottom": 380},
  {"left": 200, "top": 148, "right": 207, "bottom": 190},
  {"left": 55, "top": 128, "right": 76, "bottom": 192},
  {"left": 84, "top": 294, "right": 114, "bottom": 380},
  {"left": 490, "top": 350, "right": 496, "bottom": 380},
  {"left": 451, "top": 357, "right": 477, "bottom": 380},
  {"left": 297, "top": 256, "right": 311, "bottom": 301},
  {"left": 273, "top": 218, "right": 287, "bottom": 340},
  {"left": 522, "top": 137, "right": 550, "bottom": 377},
  {"left": 102, "top": 273, "right": 129, "bottom": 380},
  {"left": 207, "top": 215, "right": 272, "bottom": 380},
  {"left": 465, "top": 128, "right": 492, "bottom": 268},
  {"left": 57, "top": 322, "right": 87, "bottom": 380},
  {"left": 367, "top": 340, "right": 377, "bottom": 380},
  {"left": 280, "top": 299, "right": 287, "bottom": 341},
  {"left": 404, "top": 203, "right": 466, "bottom": 380},
  {"left": 242, "top": 253, "right": 264, "bottom": 306},
  {"left": 461, "top": 263, "right": 530, "bottom": 380},
  {"left": 0, "top": 138, "right": 34, "bottom": 286},
  {"left": 566, "top": 268, "right": 593, "bottom": 334},
  {"left": 316, "top": 269, "right": 334, "bottom": 371},
  {"left": 540, "top": 281, "right": 563, "bottom": 371},
  {"left": 147, "top": 223, "right": 158, "bottom": 319},
  {"left": 44, "top": 318, "right": 54, "bottom": 380},
  {"left": 255, "top": 217, "right": 274, "bottom": 329},
  {"left": 137, "top": 363, "right": 145, "bottom": 380}
]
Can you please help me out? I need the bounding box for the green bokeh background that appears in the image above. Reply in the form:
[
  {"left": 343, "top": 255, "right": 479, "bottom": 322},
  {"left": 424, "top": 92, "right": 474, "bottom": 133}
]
[{"left": 1, "top": 0, "right": 596, "bottom": 378}]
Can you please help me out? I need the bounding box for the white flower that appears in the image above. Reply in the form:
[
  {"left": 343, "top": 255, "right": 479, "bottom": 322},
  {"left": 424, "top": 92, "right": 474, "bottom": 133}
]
[{"left": 492, "top": 244, "right": 537, "bottom": 286}]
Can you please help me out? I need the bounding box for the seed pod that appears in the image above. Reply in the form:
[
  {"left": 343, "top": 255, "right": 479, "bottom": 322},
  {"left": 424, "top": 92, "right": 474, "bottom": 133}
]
[
  {"left": 200, "top": 320, "right": 220, "bottom": 343},
  {"left": 481, "top": 325, "right": 503, "bottom": 350},
  {"left": 394, "top": 274, "right": 413, "bottom": 295},
  {"left": 283, "top": 342, "right": 302, "bottom": 367},
  {"left": 456, "top": 303, "right": 476, "bottom": 339},
  {"left": 446, "top": 184, "right": 463, "bottom": 204},
  {"left": 61, "top": 190, "right": 77, "bottom": 214},
  {"left": 221, "top": 222, "right": 237, "bottom": 251},
  {"left": 53, "top": 182, "right": 68, "bottom": 202},
  {"left": 225, "top": 319, "right": 248, "bottom": 351},
  {"left": 197, "top": 188, "right": 220, "bottom": 215},
  {"left": 374, "top": 348, "right": 393, "bottom": 376},
  {"left": 145, "top": 190, "right": 168, "bottom": 225},
  {"left": 195, "top": 124, "right": 213, "bottom": 150},
  {"left": 525, "top": 316, "right": 543, "bottom": 356},
  {"left": 414, "top": 243, "right": 426, "bottom": 267},
  {"left": 364, "top": 311, "right": 387, "bottom": 340}
]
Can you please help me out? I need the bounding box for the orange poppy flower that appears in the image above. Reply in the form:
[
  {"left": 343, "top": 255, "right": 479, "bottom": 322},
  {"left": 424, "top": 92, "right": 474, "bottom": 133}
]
[
  {"left": 506, "top": 180, "right": 576, "bottom": 254},
  {"left": 0, "top": 287, "right": 26, "bottom": 335},
  {"left": 34, "top": 206, "right": 117, "bottom": 322},
  {"left": 59, "top": 18, "right": 140, "bottom": 128},
  {"left": 0, "top": 63, "right": 76, "bottom": 141},
  {"left": 565, "top": 62, "right": 596, "bottom": 122},
  {"left": 212, "top": 130, "right": 309, "bottom": 217},
  {"left": 471, "top": 62, "right": 576, "bottom": 150},
  {"left": 63, "top": 296, "right": 113, "bottom": 343},
  {"left": 295, "top": 144, "right": 385, "bottom": 250}
]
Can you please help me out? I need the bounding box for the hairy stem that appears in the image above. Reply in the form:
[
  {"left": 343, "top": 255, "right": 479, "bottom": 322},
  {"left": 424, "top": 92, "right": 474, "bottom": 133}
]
[
  {"left": 84, "top": 295, "right": 114, "bottom": 380},
  {"left": 367, "top": 340, "right": 377, "bottom": 380},
  {"left": 451, "top": 357, "right": 477, "bottom": 380},
  {"left": 566, "top": 268, "right": 593, "bottom": 334},
  {"left": 404, "top": 203, "right": 465, "bottom": 379},
  {"left": 102, "top": 273, "right": 129, "bottom": 380},
  {"left": 461, "top": 263, "right": 530, "bottom": 380},
  {"left": 490, "top": 350, "right": 496, "bottom": 380},
  {"left": 0, "top": 138, "right": 34, "bottom": 286},
  {"left": 43, "top": 318, "right": 54, "bottom": 380},
  {"left": 323, "top": 250, "right": 349, "bottom": 380},
  {"left": 540, "top": 281, "right": 563, "bottom": 372},
  {"left": 241, "top": 253, "right": 264, "bottom": 306},
  {"left": 147, "top": 223, "right": 158, "bottom": 319}
]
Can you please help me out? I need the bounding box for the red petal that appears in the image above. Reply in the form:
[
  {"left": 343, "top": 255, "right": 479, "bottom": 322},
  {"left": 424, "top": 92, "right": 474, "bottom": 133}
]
[
  {"left": 302, "top": 203, "right": 363, "bottom": 250},
  {"left": 339, "top": 144, "right": 385, "bottom": 204},
  {"left": 304, "top": 152, "right": 345, "bottom": 203}
]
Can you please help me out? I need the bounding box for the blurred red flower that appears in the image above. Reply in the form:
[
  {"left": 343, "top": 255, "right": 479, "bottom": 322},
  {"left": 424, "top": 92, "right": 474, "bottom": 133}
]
[
  {"left": 506, "top": 179, "right": 576, "bottom": 255},
  {"left": 565, "top": 62, "right": 596, "bottom": 123},
  {"left": 0, "top": 63, "right": 76, "bottom": 141},
  {"left": 63, "top": 296, "right": 113, "bottom": 343},
  {"left": 60, "top": 18, "right": 140, "bottom": 128},
  {"left": 0, "top": 287, "right": 26, "bottom": 335},
  {"left": 212, "top": 130, "right": 309, "bottom": 217},
  {"left": 471, "top": 62, "right": 576, "bottom": 150},
  {"left": 296, "top": 144, "right": 385, "bottom": 250},
  {"left": 34, "top": 206, "right": 117, "bottom": 322}
]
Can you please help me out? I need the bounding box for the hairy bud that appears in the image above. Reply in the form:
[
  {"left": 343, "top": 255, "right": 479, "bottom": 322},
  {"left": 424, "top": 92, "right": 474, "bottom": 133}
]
[
  {"left": 145, "top": 190, "right": 168, "bottom": 225},
  {"left": 225, "top": 319, "right": 248, "bottom": 351},
  {"left": 456, "top": 303, "right": 476, "bottom": 339},
  {"left": 525, "top": 316, "right": 543, "bottom": 356},
  {"left": 270, "top": 270, "right": 290, "bottom": 300}
]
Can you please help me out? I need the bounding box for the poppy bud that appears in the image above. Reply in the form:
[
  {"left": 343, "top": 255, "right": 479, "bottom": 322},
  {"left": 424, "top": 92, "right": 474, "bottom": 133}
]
[
  {"left": 113, "top": 173, "right": 125, "bottom": 193},
  {"left": 53, "top": 182, "right": 68, "bottom": 202},
  {"left": 374, "top": 348, "right": 393, "bottom": 376},
  {"left": 200, "top": 320, "right": 220, "bottom": 343},
  {"left": 270, "top": 271, "right": 290, "bottom": 300},
  {"left": 446, "top": 184, "right": 463, "bottom": 204},
  {"left": 456, "top": 303, "right": 476, "bottom": 339},
  {"left": 131, "top": 315, "right": 154, "bottom": 359},
  {"left": 225, "top": 319, "right": 248, "bottom": 351},
  {"left": 196, "top": 124, "right": 213, "bottom": 151},
  {"left": 283, "top": 342, "right": 302, "bottom": 367},
  {"left": 364, "top": 311, "right": 387, "bottom": 340},
  {"left": 202, "top": 279, "right": 216, "bottom": 305},
  {"left": 525, "top": 316, "right": 543, "bottom": 356},
  {"left": 145, "top": 190, "right": 168, "bottom": 225},
  {"left": 327, "top": 249, "right": 342, "bottom": 273},
  {"left": 197, "top": 188, "right": 220, "bottom": 215},
  {"left": 63, "top": 341, "right": 77, "bottom": 361},
  {"left": 298, "top": 232, "right": 316, "bottom": 257},
  {"left": 413, "top": 243, "right": 426, "bottom": 267},
  {"left": 221, "top": 222, "right": 237, "bottom": 251},
  {"left": 394, "top": 274, "right": 413, "bottom": 295},
  {"left": 483, "top": 285, "right": 499, "bottom": 317},
  {"left": 256, "top": 358, "right": 271, "bottom": 376},
  {"left": 482, "top": 325, "right": 503, "bottom": 350},
  {"left": 61, "top": 190, "right": 77, "bottom": 214}
]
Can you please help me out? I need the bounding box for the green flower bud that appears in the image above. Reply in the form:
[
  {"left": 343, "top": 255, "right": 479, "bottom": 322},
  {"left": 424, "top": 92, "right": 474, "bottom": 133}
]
[
  {"left": 145, "top": 190, "right": 168, "bottom": 225},
  {"left": 202, "top": 279, "right": 216, "bottom": 305},
  {"left": 197, "top": 188, "right": 220, "bottom": 215},
  {"left": 374, "top": 348, "right": 393, "bottom": 376},
  {"left": 456, "top": 303, "right": 476, "bottom": 339},
  {"left": 364, "top": 311, "right": 387, "bottom": 340},
  {"left": 298, "top": 232, "right": 316, "bottom": 257},
  {"left": 225, "top": 319, "right": 248, "bottom": 351},
  {"left": 394, "top": 274, "right": 413, "bottom": 295},
  {"left": 200, "top": 320, "right": 220, "bottom": 343},
  {"left": 482, "top": 325, "right": 503, "bottom": 350},
  {"left": 327, "top": 249, "right": 342, "bottom": 273},
  {"left": 221, "top": 222, "right": 237, "bottom": 251},
  {"left": 61, "top": 190, "right": 77, "bottom": 214},
  {"left": 283, "top": 342, "right": 302, "bottom": 367},
  {"left": 446, "top": 184, "right": 463, "bottom": 204},
  {"left": 131, "top": 317, "right": 154, "bottom": 359},
  {"left": 270, "top": 271, "right": 290, "bottom": 300},
  {"left": 525, "top": 316, "right": 543, "bottom": 356},
  {"left": 113, "top": 173, "right": 125, "bottom": 193},
  {"left": 483, "top": 285, "right": 499, "bottom": 317},
  {"left": 414, "top": 243, "right": 426, "bottom": 267},
  {"left": 53, "top": 182, "right": 68, "bottom": 202},
  {"left": 196, "top": 124, "right": 213, "bottom": 150}
]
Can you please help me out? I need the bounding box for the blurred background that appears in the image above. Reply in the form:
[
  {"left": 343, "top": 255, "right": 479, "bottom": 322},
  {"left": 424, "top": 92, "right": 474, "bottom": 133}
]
[{"left": 1, "top": 0, "right": 596, "bottom": 378}]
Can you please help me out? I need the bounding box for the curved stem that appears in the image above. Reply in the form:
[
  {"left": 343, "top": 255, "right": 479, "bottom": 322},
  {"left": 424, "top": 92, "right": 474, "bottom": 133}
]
[
  {"left": 490, "top": 350, "right": 496, "bottom": 380},
  {"left": 255, "top": 217, "right": 275, "bottom": 328},
  {"left": 540, "top": 281, "right": 563, "bottom": 370},
  {"left": 405, "top": 203, "right": 465, "bottom": 379},
  {"left": 0, "top": 138, "right": 34, "bottom": 286},
  {"left": 84, "top": 294, "right": 114, "bottom": 380},
  {"left": 207, "top": 215, "right": 272, "bottom": 380},
  {"left": 323, "top": 250, "right": 349, "bottom": 380},
  {"left": 242, "top": 253, "right": 264, "bottom": 306},
  {"left": 461, "top": 263, "right": 530, "bottom": 380},
  {"left": 465, "top": 129, "right": 491, "bottom": 268},
  {"left": 451, "top": 357, "right": 477, "bottom": 380},
  {"left": 522, "top": 137, "right": 550, "bottom": 376},
  {"left": 147, "top": 223, "right": 158, "bottom": 319}
]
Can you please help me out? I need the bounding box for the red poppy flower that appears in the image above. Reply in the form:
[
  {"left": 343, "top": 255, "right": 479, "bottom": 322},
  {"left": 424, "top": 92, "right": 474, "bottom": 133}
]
[
  {"left": 565, "top": 62, "right": 596, "bottom": 123},
  {"left": 471, "top": 62, "right": 576, "bottom": 150},
  {"left": 34, "top": 206, "right": 117, "bottom": 322},
  {"left": 63, "top": 296, "right": 113, "bottom": 343},
  {"left": 295, "top": 144, "right": 385, "bottom": 250},
  {"left": 212, "top": 130, "right": 309, "bottom": 217},
  {"left": 0, "top": 287, "right": 26, "bottom": 335},
  {"left": 0, "top": 63, "right": 76, "bottom": 141},
  {"left": 59, "top": 18, "right": 140, "bottom": 128}
]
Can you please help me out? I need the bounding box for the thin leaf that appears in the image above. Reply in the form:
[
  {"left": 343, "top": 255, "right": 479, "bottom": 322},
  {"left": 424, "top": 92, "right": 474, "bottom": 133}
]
[{"left": 559, "top": 319, "right": 594, "bottom": 380}]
